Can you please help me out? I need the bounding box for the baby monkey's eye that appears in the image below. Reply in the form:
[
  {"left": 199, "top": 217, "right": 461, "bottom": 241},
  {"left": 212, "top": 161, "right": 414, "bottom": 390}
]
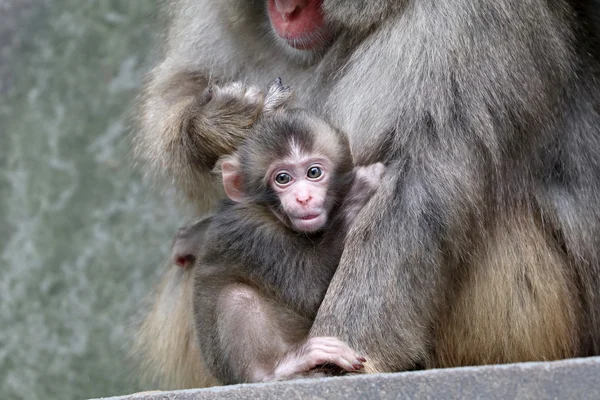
[
  {"left": 275, "top": 173, "right": 292, "bottom": 185},
  {"left": 307, "top": 166, "right": 323, "bottom": 179}
]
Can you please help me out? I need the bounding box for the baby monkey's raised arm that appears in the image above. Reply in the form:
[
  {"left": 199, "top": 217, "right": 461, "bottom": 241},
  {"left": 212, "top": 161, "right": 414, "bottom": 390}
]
[{"left": 173, "top": 81, "right": 385, "bottom": 384}]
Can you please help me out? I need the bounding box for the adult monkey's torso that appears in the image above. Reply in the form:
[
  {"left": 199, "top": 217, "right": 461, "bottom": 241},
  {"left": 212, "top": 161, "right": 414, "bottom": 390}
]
[{"left": 135, "top": 0, "right": 600, "bottom": 387}]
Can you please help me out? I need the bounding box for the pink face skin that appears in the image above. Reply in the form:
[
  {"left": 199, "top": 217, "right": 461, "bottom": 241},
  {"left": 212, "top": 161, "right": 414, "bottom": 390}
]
[
  {"left": 266, "top": 0, "right": 332, "bottom": 51},
  {"left": 268, "top": 156, "right": 332, "bottom": 233}
]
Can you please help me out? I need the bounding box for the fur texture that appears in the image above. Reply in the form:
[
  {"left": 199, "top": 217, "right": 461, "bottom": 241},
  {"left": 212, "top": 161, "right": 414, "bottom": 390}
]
[{"left": 134, "top": 0, "right": 600, "bottom": 386}]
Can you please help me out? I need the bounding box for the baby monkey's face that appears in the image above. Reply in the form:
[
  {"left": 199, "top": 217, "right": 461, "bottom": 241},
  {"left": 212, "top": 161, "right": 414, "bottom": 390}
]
[{"left": 267, "top": 153, "right": 333, "bottom": 233}]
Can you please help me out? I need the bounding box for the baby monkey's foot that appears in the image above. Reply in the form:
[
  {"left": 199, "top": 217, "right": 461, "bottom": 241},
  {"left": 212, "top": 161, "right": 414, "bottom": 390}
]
[
  {"left": 263, "top": 337, "right": 366, "bottom": 382},
  {"left": 264, "top": 77, "right": 294, "bottom": 114},
  {"left": 205, "top": 81, "right": 265, "bottom": 127}
]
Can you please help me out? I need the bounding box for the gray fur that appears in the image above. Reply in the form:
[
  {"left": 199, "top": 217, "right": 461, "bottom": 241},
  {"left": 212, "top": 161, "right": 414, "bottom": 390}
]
[{"left": 135, "top": 0, "right": 600, "bottom": 381}]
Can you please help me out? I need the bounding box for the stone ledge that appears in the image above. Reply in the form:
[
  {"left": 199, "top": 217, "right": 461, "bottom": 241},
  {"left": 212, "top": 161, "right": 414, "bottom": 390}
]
[{"left": 95, "top": 356, "right": 600, "bottom": 399}]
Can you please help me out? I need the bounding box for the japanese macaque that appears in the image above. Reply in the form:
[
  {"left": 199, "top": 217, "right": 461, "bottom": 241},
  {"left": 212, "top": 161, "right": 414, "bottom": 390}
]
[
  {"left": 134, "top": 0, "right": 600, "bottom": 389},
  {"left": 176, "top": 101, "right": 384, "bottom": 384}
]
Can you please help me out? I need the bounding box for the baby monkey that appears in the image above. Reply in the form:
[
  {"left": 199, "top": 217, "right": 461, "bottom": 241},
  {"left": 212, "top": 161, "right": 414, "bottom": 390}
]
[{"left": 172, "top": 80, "right": 385, "bottom": 384}]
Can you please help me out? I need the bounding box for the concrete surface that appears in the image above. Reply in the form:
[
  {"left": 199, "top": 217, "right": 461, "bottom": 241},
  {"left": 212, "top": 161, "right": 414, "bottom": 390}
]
[{"left": 96, "top": 357, "right": 600, "bottom": 400}]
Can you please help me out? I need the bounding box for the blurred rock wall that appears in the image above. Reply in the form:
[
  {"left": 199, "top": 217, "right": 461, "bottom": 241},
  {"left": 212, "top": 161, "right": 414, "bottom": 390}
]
[{"left": 0, "top": 1, "right": 184, "bottom": 398}]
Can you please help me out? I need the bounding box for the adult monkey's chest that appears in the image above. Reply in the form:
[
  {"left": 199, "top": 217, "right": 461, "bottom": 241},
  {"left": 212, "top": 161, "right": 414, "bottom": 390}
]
[{"left": 200, "top": 11, "right": 400, "bottom": 161}]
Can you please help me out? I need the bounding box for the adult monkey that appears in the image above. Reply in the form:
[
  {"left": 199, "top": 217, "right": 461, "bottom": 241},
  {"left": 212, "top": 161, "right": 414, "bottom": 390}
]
[{"left": 134, "top": 0, "right": 600, "bottom": 388}]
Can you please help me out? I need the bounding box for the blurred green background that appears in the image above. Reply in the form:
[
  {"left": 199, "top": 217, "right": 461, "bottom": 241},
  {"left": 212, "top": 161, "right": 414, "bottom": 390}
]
[{"left": 0, "top": 1, "right": 184, "bottom": 399}]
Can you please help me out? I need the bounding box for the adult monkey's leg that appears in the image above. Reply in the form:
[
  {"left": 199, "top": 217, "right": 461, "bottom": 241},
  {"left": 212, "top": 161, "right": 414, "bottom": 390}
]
[{"left": 435, "top": 212, "right": 580, "bottom": 367}]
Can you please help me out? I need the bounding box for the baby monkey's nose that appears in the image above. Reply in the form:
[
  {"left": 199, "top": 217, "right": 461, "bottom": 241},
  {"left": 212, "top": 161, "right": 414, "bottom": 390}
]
[{"left": 296, "top": 194, "right": 312, "bottom": 205}]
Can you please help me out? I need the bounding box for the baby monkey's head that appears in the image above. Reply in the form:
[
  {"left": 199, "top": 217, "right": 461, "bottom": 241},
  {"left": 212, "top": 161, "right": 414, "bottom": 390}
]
[{"left": 221, "top": 109, "right": 354, "bottom": 233}]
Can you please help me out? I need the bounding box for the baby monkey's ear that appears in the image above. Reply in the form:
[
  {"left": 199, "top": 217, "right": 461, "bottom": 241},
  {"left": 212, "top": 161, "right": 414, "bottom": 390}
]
[{"left": 221, "top": 155, "right": 246, "bottom": 203}]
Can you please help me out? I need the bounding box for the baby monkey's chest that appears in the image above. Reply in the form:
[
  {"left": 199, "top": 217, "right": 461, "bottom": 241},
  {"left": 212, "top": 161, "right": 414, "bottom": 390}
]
[{"left": 249, "top": 247, "right": 338, "bottom": 317}]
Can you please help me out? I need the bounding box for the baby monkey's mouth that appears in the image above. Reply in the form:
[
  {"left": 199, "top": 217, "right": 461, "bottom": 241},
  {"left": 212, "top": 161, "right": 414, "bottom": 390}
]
[
  {"left": 290, "top": 212, "right": 327, "bottom": 233},
  {"left": 299, "top": 214, "right": 319, "bottom": 220}
]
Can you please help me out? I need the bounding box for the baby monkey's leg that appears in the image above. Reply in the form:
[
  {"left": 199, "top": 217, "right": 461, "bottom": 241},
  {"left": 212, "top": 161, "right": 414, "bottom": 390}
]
[{"left": 216, "top": 284, "right": 365, "bottom": 383}]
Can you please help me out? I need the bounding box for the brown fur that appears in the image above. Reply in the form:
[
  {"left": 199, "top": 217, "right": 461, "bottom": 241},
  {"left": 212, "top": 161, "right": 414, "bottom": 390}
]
[
  {"left": 134, "top": 71, "right": 265, "bottom": 212},
  {"left": 133, "top": 264, "right": 219, "bottom": 388},
  {"left": 435, "top": 211, "right": 580, "bottom": 367}
]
